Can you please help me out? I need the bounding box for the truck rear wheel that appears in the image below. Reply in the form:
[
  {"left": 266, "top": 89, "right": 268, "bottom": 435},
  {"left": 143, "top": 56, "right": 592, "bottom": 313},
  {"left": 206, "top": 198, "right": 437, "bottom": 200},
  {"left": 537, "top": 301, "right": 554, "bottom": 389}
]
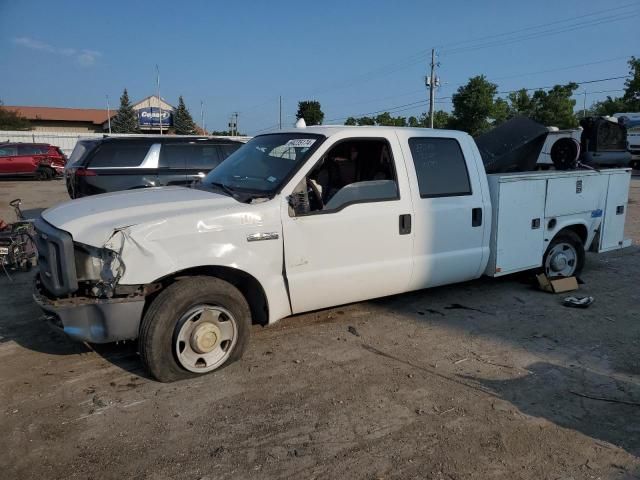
[
  {"left": 139, "top": 276, "right": 251, "bottom": 382},
  {"left": 543, "top": 230, "right": 585, "bottom": 278}
]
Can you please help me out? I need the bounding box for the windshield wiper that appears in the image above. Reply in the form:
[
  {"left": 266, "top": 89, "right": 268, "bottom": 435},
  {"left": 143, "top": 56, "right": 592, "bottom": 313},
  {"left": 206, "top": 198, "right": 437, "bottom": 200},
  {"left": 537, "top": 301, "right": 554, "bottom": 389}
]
[{"left": 208, "top": 181, "right": 236, "bottom": 198}]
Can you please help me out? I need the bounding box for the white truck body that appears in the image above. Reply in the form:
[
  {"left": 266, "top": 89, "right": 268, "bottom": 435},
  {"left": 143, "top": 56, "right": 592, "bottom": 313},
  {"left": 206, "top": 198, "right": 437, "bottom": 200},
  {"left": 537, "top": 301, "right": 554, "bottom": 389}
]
[{"left": 33, "top": 126, "right": 632, "bottom": 366}]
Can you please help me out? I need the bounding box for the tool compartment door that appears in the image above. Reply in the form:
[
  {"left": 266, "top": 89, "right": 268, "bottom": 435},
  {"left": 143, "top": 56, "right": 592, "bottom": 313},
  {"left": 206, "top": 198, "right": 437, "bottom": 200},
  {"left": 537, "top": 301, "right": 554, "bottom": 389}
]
[
  {"left": 599, "top": 171, "right": 632, "bottom": 252},
  {"left": 545, "top": 175, "right": 607, "bottom": 217},
  {"left": 493, "top": 179, "right": 546, "bottom": 275}
]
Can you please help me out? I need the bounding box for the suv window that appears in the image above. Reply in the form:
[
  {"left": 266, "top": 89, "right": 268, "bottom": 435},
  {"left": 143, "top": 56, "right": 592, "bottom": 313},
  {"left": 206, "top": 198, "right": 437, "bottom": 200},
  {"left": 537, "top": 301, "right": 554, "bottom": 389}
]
[
  {"left": 408, "top": 138, "right": 471, "bottom": 198},
  {"left": 89, "top": 143, "right": 151, "bottom": 168},
  {"left": 219, "top": 143, "right": 241, "bottom": 158},
  {"left": 18, "top": 145, "right": 46, "bottom": 155},
  {"left": 160, "top": 144, "right": 222, "bottom": 170},
  {"left": 0, "top": 145, "right": 18, "bottom": 157}
]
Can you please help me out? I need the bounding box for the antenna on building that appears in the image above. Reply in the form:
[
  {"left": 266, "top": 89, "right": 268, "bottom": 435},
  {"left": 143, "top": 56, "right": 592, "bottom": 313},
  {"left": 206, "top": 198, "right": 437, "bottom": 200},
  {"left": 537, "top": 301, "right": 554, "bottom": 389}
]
[{"left": 156, "top": 64, "right": 163, "bottom": 135}]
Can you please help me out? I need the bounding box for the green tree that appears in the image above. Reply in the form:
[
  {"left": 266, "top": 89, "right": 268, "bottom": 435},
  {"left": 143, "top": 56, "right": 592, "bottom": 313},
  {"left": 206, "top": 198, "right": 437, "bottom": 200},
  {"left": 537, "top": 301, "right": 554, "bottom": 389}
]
[
  {"left": 111, "top": 89, "right": 140, "bottom": 133},
  {"left": 344, "top": 117, "right": 357, "bottom": 126},
  {"left": 622, "top": 56, "right": 640, "bottom": 111},
  {"left": 0, "top": 101, "right": 31, "bottom": 130},
  {"left": 375, "top": 112, "right": 407, "bottom": 126},
  {"left": 591, "top": 96, "right": 629, "bottom": 116},
  {"left": 173, "top": 96, "right": 198, "bottom": 135},
  {"left": 529, "top": 83, "right": 579, "bottom": 128},
  {"left": 296, "top": 100, "right": 324, "bottom": 125},
  {"left": 450, "top": 75, "right": 499, "bottom": 135},
  {"left": 588, "top": 57, "right": 640, "bottom": 115},
  {"left": 507, "top": 89, "right": 535, "bottom": 117},
  {"left": 431, "top": 111, "right": 453, "bottom": 129}
]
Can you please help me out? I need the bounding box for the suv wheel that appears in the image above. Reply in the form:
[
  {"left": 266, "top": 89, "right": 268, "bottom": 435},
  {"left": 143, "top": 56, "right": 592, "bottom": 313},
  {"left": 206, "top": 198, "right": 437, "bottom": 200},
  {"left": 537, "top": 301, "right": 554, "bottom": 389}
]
[
  {"left": 36, "top": 167, "right": 53, "bottom": 181},
  {"left": 139, "top": 277, "right": 251, "bottom": 382}
]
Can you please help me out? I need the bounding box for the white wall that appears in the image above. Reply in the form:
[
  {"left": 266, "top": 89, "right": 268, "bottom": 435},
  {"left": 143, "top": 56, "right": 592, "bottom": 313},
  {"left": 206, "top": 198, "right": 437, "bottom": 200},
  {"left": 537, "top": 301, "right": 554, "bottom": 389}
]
[{"left": 0, "top": 130, "right": 250, "bottom": 157}]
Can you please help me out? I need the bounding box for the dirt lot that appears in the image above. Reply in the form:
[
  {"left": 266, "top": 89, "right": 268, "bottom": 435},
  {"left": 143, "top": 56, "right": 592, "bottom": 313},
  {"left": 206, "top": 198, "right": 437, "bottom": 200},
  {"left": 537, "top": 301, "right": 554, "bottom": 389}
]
[{"left": 1, "top": 178, "right": 639, "bottom": 480}]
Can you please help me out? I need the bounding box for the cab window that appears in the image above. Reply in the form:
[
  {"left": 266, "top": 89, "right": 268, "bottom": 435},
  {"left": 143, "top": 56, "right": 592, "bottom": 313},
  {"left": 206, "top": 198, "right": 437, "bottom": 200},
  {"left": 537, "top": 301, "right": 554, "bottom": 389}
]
[
  {"left": 303, "top": 139, "right": 398, "bottom": 213},
  {"left": 408, "top": 137, "right": 471, "bottom": 198}
]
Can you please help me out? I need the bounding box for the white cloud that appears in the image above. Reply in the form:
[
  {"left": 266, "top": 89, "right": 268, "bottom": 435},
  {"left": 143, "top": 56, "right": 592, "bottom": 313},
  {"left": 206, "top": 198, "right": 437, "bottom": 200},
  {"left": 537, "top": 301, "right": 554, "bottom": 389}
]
[{"left": 12, "top": 37, "right": 101, "bottom": 66}]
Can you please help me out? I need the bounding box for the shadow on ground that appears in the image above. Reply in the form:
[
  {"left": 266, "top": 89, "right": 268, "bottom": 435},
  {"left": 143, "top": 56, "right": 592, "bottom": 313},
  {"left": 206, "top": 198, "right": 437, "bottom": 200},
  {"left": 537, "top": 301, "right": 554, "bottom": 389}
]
[
  {"left": 0, "top": 270, "right": 150, "bottom": 378},
  {"left": 469, "top": 361, "right": 640, "bottom": 457}
]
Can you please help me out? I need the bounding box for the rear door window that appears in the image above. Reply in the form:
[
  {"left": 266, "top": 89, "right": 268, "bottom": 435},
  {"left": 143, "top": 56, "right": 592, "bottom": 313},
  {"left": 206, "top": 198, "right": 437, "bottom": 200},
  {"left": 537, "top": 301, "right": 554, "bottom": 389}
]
[
  {"left": 18, "top": 145, "right": 42, "bottom": 156},
  {"left": 160, "top": 144, "right": 223, "bottom": 171},
  {"left": 408, "top": 137, "right": 471, "bottom": 198},
  {"left": 88, "top": 143, "right": 151, "bottom": 168}
]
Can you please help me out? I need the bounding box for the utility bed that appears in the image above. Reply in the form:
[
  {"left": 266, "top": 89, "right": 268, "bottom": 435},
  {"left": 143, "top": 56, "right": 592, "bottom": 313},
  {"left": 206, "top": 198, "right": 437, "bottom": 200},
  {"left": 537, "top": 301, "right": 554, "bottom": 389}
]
[{"left": 485, "top": 168, "right": 632, "bottom": 277}]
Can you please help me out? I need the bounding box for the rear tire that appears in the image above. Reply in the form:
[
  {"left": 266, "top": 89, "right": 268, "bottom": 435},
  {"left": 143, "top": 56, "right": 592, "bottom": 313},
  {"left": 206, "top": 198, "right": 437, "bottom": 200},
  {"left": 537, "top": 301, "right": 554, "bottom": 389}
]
[
  {"left": 36, "top": 167, "right": 53, "bottom": 181},
  {"left": 139, "top": 276, "right": 251, "bottom": 382},
  {"left": 543, "top": 230, "right": 585, "bottom": 278}
]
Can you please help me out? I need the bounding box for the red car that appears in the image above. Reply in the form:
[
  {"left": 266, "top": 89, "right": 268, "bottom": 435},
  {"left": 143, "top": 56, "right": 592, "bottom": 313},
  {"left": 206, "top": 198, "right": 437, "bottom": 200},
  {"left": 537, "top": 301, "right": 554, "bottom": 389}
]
[{"left": 0, "top": 143, "right": 66, "bottom": 179}]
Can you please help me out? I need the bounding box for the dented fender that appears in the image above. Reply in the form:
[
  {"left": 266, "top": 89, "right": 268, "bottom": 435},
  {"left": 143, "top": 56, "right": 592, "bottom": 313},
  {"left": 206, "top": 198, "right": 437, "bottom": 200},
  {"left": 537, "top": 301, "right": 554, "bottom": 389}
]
[{"left": 41, "top": 187, "right": 292, "bottom": 323}]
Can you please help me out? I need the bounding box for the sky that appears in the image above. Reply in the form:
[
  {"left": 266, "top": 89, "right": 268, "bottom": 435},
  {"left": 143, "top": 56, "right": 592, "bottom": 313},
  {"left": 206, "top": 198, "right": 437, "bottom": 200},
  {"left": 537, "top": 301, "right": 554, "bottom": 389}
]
[{"left": 0, "top": 0, "right": 638, "bottom": 134}]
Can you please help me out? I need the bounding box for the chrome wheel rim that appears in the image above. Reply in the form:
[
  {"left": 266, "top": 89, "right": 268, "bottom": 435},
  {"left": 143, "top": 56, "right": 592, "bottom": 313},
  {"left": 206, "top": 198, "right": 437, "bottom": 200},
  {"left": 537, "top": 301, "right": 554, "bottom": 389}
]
[
  {"left": 545, "top": 242, "right": 578, "bottom": 277},
  {"left": 174, "top": 305, "right": 237, "bottom": 373}
]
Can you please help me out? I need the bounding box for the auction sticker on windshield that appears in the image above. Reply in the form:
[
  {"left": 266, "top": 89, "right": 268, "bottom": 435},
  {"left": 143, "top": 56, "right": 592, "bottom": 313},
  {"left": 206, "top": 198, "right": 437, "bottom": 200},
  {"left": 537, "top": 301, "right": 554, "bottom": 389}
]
[{"left": 285, "top": 139, "right": 316, "bottom": 148}]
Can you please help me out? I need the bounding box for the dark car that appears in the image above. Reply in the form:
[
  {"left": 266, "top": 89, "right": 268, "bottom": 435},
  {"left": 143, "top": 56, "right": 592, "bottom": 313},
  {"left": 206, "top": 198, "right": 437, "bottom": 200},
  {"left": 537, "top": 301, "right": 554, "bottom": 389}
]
[
  {"left": 0, "top": 143, "right": 67, "bottom": 179},
  {"left": 65, "top": 136, "right": 243, "bottom": 198}
]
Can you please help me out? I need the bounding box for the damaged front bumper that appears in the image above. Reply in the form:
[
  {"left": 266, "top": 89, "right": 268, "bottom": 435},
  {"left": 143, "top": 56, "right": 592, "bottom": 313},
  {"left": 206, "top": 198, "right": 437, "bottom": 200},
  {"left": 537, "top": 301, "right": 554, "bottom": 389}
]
[{"left": 33, "top": 275, "right": 145, "bottom": 343}]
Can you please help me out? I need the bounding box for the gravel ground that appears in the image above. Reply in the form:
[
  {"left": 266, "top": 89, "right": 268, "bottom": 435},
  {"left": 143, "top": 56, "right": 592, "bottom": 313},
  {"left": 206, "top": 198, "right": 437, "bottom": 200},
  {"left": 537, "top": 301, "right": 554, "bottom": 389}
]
[{"left": 1, "top": 177, "right": 639, "bottom": 480}]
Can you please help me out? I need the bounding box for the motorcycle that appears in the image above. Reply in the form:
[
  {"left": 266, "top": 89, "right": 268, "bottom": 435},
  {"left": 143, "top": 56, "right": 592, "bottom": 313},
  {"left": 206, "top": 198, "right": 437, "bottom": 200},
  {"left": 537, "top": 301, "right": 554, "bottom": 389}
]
[{"left": 0, "top": 199, "right": 38, "bottom": 278}]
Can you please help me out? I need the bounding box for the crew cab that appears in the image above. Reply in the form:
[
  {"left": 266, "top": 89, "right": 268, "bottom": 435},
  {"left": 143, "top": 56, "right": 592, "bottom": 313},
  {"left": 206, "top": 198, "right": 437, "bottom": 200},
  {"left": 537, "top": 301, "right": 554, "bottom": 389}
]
[{"left": 32, "top": 126, "right": 632, "bottom": 382}]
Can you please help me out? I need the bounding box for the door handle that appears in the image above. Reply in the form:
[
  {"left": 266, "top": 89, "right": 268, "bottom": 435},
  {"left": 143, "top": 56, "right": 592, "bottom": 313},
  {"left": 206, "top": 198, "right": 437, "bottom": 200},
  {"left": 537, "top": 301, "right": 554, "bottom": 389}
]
[
  {"left": 399, "top": 214, "right": 411, "bottom": 235},
  {"left": 472, "top": 207, "right": 482, "bottom": 227}
]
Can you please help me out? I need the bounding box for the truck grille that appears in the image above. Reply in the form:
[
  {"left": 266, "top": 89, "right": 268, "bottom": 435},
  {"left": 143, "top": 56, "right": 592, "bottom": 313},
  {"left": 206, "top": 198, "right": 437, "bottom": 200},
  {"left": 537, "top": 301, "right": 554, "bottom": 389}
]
[{"left": 34, "top": 218, "right": 78, "bottom": 296}]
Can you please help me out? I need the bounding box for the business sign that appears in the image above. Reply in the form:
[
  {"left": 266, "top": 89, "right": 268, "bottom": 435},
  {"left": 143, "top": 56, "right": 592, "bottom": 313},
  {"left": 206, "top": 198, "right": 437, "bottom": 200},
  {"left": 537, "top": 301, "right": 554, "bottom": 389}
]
[{"left": 138, "top": 107, "right": 173, "bottom": 127}]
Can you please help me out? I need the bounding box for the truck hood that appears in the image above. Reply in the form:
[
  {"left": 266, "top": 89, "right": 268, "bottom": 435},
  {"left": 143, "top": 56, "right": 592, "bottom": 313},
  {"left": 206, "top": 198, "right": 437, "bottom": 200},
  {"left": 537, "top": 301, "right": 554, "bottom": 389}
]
[{"left": 42, "top": 186, "right": 238, "bottom": 246}]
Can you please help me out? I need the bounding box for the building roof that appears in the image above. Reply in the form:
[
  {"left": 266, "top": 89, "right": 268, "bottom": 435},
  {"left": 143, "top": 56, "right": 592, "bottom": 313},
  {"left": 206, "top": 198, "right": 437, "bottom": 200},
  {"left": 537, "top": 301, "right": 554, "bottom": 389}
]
[{"left": 3, "top": 105, "right": 115, "bottom": 125}]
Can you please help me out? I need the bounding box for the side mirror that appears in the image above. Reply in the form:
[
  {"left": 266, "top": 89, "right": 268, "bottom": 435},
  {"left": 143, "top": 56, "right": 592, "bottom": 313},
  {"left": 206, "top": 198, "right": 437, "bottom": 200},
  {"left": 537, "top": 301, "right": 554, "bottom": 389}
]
[{"left": 287, "top": 191, "right": 310, "bottom": 216}]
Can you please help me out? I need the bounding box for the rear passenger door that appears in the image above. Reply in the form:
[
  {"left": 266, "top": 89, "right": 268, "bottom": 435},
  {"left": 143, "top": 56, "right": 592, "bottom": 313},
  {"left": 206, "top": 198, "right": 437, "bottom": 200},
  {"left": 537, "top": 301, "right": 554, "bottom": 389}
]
[
  {"left": 15, "top": 145, "right": 40, "bottom": 173},
  {"left": 399, "top": 133, "right": 489, "bottom": 290},
  {"left": 158, "top": 143, "right": 222, "bottom": 187}
]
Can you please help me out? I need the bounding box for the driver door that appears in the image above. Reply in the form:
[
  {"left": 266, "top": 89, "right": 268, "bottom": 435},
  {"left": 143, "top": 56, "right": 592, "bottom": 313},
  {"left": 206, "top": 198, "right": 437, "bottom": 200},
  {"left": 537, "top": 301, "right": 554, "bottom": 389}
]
[{"left": 280, "top": 135, "right": 414, "bottom": 314}]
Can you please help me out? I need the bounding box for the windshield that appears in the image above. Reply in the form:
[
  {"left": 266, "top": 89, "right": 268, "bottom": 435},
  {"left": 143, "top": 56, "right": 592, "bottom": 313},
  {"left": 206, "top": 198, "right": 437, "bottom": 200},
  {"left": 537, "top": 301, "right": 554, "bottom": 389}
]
[{"left": 203, "top": 133, "right": 324, "bottom": 195}]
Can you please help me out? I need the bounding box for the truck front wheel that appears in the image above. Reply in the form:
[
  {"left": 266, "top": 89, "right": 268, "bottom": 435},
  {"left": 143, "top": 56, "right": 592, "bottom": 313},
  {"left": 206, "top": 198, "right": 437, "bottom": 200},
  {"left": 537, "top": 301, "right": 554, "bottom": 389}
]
[
  {"left": 139, "top": 276, "right": 251, "bottom": 382},
  {"left": 542, "top": 230, "right": 585, "bottom": 278}
]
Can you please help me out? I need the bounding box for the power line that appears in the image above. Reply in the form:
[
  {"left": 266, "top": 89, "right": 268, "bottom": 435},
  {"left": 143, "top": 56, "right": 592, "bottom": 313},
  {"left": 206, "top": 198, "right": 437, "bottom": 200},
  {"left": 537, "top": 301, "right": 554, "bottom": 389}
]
[
  {"left": 303, "top": 3, "right": 639, "bottom": 97},
  {"left": 443, "top": 11, "right": 640, "bottom": 56},
  {"left": 437, "top": 1, "right": 640, "bottom": 51}
]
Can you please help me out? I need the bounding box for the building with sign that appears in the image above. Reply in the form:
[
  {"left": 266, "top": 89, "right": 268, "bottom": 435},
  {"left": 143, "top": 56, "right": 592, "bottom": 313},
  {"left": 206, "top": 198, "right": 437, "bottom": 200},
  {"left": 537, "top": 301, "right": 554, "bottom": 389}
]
[
  {"left": 132, "top": 95, "right": 174, "bottom": 133},
  {"left": 3, "top": 95, "right": 176, "bottom": 134}
]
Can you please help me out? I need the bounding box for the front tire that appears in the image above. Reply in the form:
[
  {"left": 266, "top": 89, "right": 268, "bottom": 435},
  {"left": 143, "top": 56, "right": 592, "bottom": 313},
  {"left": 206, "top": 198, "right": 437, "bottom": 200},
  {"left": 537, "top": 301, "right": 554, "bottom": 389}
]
[
  {"left": 543, "top": 230, "right": 585, "bottom": 278},
  {"left": 139, "top": 277, "right": 251, "bottom": 382}
]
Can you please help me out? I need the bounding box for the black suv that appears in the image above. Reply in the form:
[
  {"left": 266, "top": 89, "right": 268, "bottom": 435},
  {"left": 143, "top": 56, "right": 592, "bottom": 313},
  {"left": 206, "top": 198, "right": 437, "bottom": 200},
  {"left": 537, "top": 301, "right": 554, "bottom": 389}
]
[{"left": 65, "top": 136, "right": 243, "bottom": 198}]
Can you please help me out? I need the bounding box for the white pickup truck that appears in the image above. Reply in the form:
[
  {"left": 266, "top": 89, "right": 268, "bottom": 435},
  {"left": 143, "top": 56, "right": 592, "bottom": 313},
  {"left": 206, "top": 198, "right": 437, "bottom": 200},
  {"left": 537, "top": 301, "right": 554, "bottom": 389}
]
[{"left": 33, "top": 126, "right": 632, "bottom": 381}]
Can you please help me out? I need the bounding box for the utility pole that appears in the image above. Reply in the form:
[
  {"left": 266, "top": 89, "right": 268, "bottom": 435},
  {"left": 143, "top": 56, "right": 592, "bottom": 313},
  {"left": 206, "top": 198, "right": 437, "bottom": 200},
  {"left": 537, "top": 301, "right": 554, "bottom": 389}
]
[
  {"left": 583, "top": 91, "right": 587, "bottom": 118},
  {"left": 426, "top": 48, "right": 438, "bottom": 129},
  {"left": 106, "top": 95, "right": 112, "bottom": 134},
  {"left": 229, "top": 113, "right": 239, "bottom": 136},
  {"left": 279, "top": 96, "right": 282, "bottom": 130},
  {"left": 156, "top": 64, "right": 163, "bottom": 135},
  {"left": 200, "top": 100, "right": 205, "bottom": 135}
]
